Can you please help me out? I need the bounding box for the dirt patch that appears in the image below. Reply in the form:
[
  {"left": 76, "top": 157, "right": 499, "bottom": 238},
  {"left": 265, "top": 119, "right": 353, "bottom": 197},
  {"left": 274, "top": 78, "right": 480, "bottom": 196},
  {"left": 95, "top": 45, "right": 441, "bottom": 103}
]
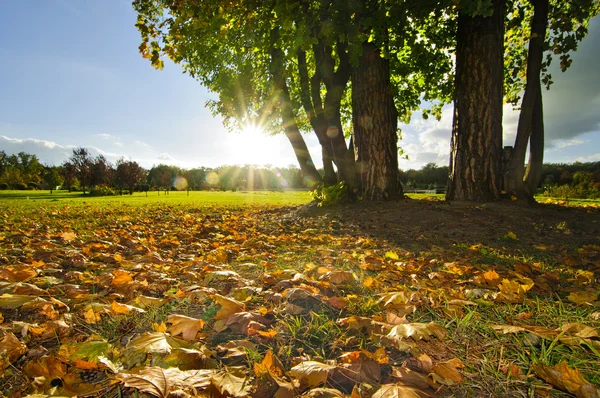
[{"left": 293, "top": 198, "right": 600, "bottom": 255}]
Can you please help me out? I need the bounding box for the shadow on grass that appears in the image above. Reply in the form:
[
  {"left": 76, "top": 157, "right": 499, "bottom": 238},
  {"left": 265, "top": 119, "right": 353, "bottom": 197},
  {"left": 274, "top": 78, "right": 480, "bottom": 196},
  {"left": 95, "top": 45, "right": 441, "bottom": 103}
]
[{"left": 0, "top": 191, "right": 87, "bottom": 201}]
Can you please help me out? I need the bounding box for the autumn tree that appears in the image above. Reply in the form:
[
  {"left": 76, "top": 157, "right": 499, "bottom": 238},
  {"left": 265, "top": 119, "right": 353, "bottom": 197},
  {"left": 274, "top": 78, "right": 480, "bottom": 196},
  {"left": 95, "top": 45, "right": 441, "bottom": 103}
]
[
  {"left": 133, "top": 0, "right": 322, "bottom": 187},
  {"left": 69, "top": 147, "right": 93, "bottom": 194},
  {"left": 115, "top": 158, "right": 146, "bottom": 195},
  {"left": 90, "top": 155, "right": 113, "bottom": 191}
]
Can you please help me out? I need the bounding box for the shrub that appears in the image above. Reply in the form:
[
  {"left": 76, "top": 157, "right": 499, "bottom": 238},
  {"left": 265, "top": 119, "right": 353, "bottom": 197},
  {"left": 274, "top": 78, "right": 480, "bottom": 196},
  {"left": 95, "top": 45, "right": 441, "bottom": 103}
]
[
  {"left": 14, "top": 182, "right": 28, "bottom": 190},
  {"left": 311, "top": 182, "right": 348, "bottom": 207},
  {"left": 90, "top": 185, "right": 116, "bottom": 196},
  {"left": 0, "top": 183, "right": 8, "bottom": 190}
]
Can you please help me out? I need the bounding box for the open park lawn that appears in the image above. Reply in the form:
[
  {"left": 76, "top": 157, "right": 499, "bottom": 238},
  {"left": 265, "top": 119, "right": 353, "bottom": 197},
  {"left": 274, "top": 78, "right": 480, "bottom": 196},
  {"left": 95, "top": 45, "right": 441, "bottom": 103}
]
[{"left": 0, "top": 191, "right": 599, "bottom": 397}]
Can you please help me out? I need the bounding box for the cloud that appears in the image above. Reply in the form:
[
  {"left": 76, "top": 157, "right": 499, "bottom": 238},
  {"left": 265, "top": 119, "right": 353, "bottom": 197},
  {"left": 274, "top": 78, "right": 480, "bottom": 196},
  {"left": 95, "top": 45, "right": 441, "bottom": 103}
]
[
  {"left": 157, "top": 153, "right": 174, "bottom": 161},
  {"left": 1, "top": 135, "right": 125, "bottom": 166},
  {"left": 0, "top": 135, "right": 74, "bottom": 165},
  {"left": 547, "top": 138, "right": 585, "bottom": 151}
]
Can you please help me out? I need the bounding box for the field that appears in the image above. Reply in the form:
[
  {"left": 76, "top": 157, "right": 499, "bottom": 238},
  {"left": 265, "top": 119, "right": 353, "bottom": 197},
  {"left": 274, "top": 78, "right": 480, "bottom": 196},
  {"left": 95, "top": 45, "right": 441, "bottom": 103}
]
[{"left": 1, "top": 190, "right": 599, "bottom": 397}]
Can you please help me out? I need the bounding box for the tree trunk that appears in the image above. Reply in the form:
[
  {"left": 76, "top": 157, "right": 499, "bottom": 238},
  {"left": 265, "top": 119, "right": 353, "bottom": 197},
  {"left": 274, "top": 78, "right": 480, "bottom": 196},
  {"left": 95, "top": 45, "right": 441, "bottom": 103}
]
[
  {"left": 297, "top": 49, "right": 337, "bottom": 186},
  {"left": 322, "top": 147, "right": 337, "bottom": 186},
  {"left": 524, "top": 84, "right": 544, "bottom": 195},
  {"left": 352, "top": 42, "right": 401, "bottom": 201},
  {"left": 446, "top": 0, "right": 504, "bottom": 202},
  {"left": 504, "top": 0, "right": 548, "bottom": 200},
  {"left": 271, "top": 46, "right": 322, "bottom": 187}
]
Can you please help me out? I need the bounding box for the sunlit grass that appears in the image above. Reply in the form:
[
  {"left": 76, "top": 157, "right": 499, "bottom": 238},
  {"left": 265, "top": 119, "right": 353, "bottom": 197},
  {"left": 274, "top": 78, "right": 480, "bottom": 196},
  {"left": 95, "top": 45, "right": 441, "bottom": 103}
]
[{"left": 0, "top": 189, "right": 312, "bottom": 208}]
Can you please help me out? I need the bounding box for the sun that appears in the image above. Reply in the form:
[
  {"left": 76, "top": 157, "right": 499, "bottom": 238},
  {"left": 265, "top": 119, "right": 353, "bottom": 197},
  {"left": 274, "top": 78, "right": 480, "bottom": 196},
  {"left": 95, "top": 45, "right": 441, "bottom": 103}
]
[{"left": 223, "top": 123, "right": 285, "bottom": 165}]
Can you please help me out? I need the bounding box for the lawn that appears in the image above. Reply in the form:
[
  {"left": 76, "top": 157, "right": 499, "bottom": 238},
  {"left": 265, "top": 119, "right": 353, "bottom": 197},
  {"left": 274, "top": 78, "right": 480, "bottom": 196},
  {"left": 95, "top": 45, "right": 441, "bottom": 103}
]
[{"left": 0, "top": 191, "right": 599, "bottom": 397}]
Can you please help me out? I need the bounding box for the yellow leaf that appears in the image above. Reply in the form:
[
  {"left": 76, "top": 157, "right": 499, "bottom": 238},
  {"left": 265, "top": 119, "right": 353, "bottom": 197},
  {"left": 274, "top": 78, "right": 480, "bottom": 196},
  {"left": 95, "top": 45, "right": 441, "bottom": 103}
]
[
  {"left": 482, "top": 270, "right": 500, "bottom": 281},
  {"left": 111, "top": 301, "right": 145, "bottom": 315},
  {"left": 84, "top": 308, "right": 102, "bottom": 324},
  {"left": 60, "top": 231, "right": 77, "bottom": 241},
  {"left": 111, "top": 269, "right": 133, "bottom": 286},
  {"left": 568, "top": 291, "right": 598, "bottom": 306},
  {"left": 385, "top": 251, "right": 400, "bottom": 260},
  {"left": 152, "top": 322, "right": 167, "bottom": 333},
  {"left": 387, "top": 322, "right": 446, "bottom": 341},
  {"left": 257, "top": 329, "right": 278, "bottom": 339},
  {"left": 167, "top": 314, "right": 206, "bottom": 341},
  {"left": 432, "top": 359, "right": 464, "bottom": 385},
  {"left": 534, "top": 361, "right": 600, "bottom": 397},
  {"left": 290, "top": 361, "right": 336, "bottom": 388},
  {"left": 371, "top": 384, "right": 430, "bottom": 398},
  {"left": 211, "top": 294, "right": 246, "bottom": 320}
]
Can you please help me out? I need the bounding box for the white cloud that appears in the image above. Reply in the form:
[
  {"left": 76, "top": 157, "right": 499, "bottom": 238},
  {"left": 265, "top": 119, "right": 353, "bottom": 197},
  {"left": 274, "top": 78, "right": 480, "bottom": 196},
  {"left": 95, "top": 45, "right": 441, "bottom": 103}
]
[
  {"left": 157, "top": 153, "right": 174, "bottom": 161},
  {"left": 547, "top": 138, "right": 585, "bottom": 151}
]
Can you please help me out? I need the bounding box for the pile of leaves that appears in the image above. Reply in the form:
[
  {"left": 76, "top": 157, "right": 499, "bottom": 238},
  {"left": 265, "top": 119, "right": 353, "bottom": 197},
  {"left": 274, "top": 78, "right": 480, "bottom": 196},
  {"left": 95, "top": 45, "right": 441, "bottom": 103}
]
[{"left": 0, "top": 201, "right": 599, "bottom": 397}]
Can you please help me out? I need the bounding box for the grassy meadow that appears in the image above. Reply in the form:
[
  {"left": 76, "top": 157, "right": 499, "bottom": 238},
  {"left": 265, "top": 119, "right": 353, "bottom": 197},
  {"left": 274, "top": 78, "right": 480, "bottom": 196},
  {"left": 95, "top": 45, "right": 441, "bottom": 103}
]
[{"left": 0, "top": 190, "right": 599, "bottom": 397}]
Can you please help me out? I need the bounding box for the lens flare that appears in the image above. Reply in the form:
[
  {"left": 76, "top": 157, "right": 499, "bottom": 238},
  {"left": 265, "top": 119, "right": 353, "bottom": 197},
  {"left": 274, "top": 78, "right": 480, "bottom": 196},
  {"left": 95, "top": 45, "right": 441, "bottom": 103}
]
[
  {"left": 206, "top": 172, "right": 219, "bottom": 185},
  {"left": 326, "top": 125, "right": 339, "bottom": 138},
  {"left": 173, "top": 176, "right": 188, "bottom": 191}
]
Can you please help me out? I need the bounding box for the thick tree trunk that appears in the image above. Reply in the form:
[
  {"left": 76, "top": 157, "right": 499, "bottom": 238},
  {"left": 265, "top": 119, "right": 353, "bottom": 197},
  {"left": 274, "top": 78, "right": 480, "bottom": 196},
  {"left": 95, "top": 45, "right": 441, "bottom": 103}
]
[
  {"left": 505, "top": 0, "right": 548, "bottom": 200},
  {"left": 446, "top": 0, "right": 504, "bottom": 202},
  {"left": 524, "top": 85, "right": 544, "bottom": 195},
  {"left": 322, "top": 147, "right": 337, "bottom": 186},
  {"left": 352, "top": 42, "right": 402, "bottom": 201},
  {"left": 271, "top": 46, "right": 322, "bottom": 187}
]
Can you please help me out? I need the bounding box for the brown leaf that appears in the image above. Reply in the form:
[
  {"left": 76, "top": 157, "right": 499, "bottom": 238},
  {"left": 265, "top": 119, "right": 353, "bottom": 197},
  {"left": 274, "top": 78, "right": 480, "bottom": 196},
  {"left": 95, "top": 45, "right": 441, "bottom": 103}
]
[
  {"left": 211, "top": 294, "right": 246, "bottom": 320},
  {"left": 111, "top": 269, "right": 134, "bottom": 286},
  {"left": 290, "top": 361, "right": 336, "bottom": 389},
  {"left": 568, "top": 291, "right": 599, "bottom": 306},
  {"left": 387, "top": 322, "right": 446, "bottom": 341},
  {"left": 371, "top": 383, "right": 432, "bottom": 398},
  {"left": 254, "top": 350, "right": 285, "bottom": 378},
  {"left": 210, "top": 368, "right": 253, "bottom": 397},
  {"left": 0, "top": 333, "right": 27, "bottom": 373},
  {"left": 167, "top": 314, "right": 206, "bottom": 341},
  {"left": 534, "top": 361, "right": 600, "bottom": 398},
  {"left": 116, "top": 366, "right": 213, "bottom": 398},
  {"left": 431, "top": 358, "right": 464, "bottom": 386}
]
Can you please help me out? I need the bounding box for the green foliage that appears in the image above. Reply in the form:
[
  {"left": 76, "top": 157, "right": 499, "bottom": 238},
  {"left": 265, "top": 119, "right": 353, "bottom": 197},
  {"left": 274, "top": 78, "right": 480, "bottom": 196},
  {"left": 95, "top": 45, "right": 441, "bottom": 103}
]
[
  {"left": 90, "top": 185, "right": 117, "bottom": 197},
  {"left": 311, "top": 181, "right": 348, "bottom": 207}
]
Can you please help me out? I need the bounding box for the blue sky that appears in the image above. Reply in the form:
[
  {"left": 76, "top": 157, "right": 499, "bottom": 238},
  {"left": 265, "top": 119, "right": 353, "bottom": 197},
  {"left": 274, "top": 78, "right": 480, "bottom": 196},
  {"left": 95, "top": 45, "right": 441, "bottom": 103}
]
[{"left": 1, "top": 1, "right": 599, "bottom": 170}]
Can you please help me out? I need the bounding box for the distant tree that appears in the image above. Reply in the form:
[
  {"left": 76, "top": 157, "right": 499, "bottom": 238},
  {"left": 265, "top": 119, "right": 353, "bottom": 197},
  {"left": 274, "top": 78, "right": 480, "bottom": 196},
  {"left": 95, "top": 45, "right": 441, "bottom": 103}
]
[
  {"left": 60, "top": 162, "right": 77, "bottom": 192},
  {"left": 147, "top": 164, "right": 175, "bottom": 194},
  {"left": 90, "top": 155, "right": 113, "bottom": 191},
  {"left": 43, "top": 167, "right": 63, "bottom": 194},
  {"left": 115, "top": 159, "right": 146, "bottom": 195},
  {"left": 69, "top": 147, "right": 93, "bottom": 194}
]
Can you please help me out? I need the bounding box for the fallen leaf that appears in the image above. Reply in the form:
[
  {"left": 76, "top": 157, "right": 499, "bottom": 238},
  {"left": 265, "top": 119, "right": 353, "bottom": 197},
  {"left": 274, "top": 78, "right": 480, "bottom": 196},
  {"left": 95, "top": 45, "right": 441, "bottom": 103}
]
[
  {"left": 116, "top": 366, "right": 213, "bottom": 397},
  {"left": 568, "top": 291, "right": 598, "bottom": 306},
  {"left": 290, "top": 361, "right": 337, "bottom": 389},
  {"left": 371, "top": 383, "right": 432, "bottom": 398},
  {"left": 534, "top": 361, "right": 600, "bottom": 398},
  {"left": 167, "top": 314, "right": 206, "bottom": 341},
  {"left": 387, "top": 322, "right": 446, "bottom": 341},
  {"left": 211, "top": 368, "right": 253, "bottom": 397}
]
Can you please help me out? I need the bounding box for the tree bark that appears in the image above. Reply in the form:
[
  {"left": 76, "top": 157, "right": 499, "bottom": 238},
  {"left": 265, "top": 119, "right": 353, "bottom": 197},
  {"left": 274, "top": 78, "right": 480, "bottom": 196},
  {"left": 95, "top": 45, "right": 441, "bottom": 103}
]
[
  {"left": 446, "top": 0, "right": 504, "bottom": 202},
  {"left": 270, "top": 46, "right": 322, "bottom": 187},
  {"left": 524, "top": 84, "right": 544, "bottom": 195},
  {"left": 319, "top": 42, "right": 359, "bottom": 194},
  {"left": 297, "top": 49, "right": 337, "bottom": 186},
  {"left": 352, "top": 42, "right": 402, "bottom": 201},
  {"left": 505, "top": 0, "right": 548, "bottom": 200}
]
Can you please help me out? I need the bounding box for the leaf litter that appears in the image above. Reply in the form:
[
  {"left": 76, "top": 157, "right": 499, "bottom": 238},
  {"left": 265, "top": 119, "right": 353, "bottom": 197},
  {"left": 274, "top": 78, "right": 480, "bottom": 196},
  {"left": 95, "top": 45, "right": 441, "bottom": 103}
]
[{"left": 0, "top": 199, "right": 598, "bottom": 397}]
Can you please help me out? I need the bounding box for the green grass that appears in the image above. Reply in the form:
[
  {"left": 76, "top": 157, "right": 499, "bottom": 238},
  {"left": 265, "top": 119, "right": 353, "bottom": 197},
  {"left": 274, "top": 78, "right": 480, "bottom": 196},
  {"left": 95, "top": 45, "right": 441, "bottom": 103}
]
[{"left": 0, "top": 189, "right": 312, "bottom": 208}]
